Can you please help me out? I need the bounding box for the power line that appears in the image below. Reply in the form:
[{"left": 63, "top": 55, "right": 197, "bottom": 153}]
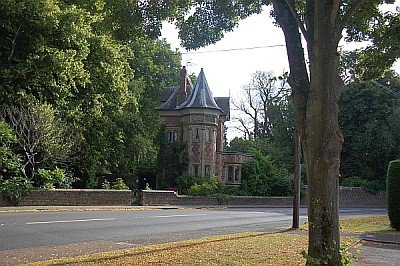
[{"left": 181, "top": 44, "right": 286, "bottom": 54}]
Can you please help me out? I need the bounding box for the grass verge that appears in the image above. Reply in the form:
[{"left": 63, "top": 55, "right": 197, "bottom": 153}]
[
  {"left": 340, "top": 216, "right": 400, "bottom": 235},
  {"left": 301, "top": 216, "right": 400, "bottom": 236},
  {"left": 27, "top": 232, "right": 356, "bottom": 266}
]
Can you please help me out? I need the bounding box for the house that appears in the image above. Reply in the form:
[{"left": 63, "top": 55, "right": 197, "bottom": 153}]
[{"left": 157, "top": 67, "right": 252, "bottom": 187}]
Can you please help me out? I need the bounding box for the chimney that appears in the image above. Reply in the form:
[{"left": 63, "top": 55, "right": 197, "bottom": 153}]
[{"left": 177, "top": 66, "right": 188, "bottom": 105}]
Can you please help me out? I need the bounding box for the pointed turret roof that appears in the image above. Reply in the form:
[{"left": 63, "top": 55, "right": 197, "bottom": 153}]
[
  {"left": 157, "top": 68, "right": 223, "bottom": 114},
  {"left": 179, "top": 69, "right": 221, "bottom": 111}
]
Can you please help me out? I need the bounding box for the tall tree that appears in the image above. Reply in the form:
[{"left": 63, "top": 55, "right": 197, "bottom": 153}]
[
  {"left": 0, "top": 0, "right": 182, "bottom": 187},
  {"left": 339, "top": 76, "right": 400, "bottom": 182},
  {"left": 234, "top": 71, "right": 291, "bottom": 140},
  {"left": 175, "top": 1, "right": 398, "bottom": 264}
]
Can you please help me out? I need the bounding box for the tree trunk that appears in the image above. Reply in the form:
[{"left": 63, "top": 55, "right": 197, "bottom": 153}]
[
  {"left": 303, "top": 10, "right": 343, "bottom": 264},
  {"left": 272, "top": 0, "right": 343, "bottom": 264}
]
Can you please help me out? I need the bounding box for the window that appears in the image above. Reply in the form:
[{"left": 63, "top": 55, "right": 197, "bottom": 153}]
[
  {"left": 173, "top": 130, "right": 178, "bottom": 142},
  {"left": 166, "top": 130, "right": 172, "bottom": 144},
  {"left": 205, "top": 165, "right": 211, "bottom": 177},
  {"left": 205, "top": 128, "right": 211, "bottom": 142},
  {"left": 193, "top": 164, "right": 199, "bottom": 177},
  {"left": 227, "top": 165, "right": 234, "bottom": 183},
  {"left": 234, "top": 166, "right": 240, "bottom": 182},
  {"left": 193, "top": 128, "right": 200, "bottom": 141}
]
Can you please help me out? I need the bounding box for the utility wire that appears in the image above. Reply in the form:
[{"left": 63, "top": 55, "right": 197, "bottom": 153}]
[{"left": 181, "top": 44, "right": 286, "bottom": 54}]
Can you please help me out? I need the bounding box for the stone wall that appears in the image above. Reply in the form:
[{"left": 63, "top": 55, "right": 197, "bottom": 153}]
[
  {"left": 141, "top": 190, "right": 296, "bottom": 206},
  {"left": 0, "top": 189, "right": 132, "bottom": 206},
  {"left": 141, "top": 187, "right": 387, "bottom": 208},
  {"left": 338, "top": 186, "right": 387, "bottom": 208}
]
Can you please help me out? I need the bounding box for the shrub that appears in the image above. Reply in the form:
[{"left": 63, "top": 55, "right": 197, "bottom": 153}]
[
  {"left": 0, "top": 177, "right": 33, "bottom": 204},
  {"left": 241, "top": 150, "right": 291, "bottom": 196},
  {"left": 112, "top": 178, "right": 129, "bottom": 190},
  {"left": 177, "top": 175, "right": 202, "bottom": 195},
  {"left": 341, "top": 176, "right": 385, "bottom": 194},
  {"left": 187, "top": 176, "right": 224, "bottom": 196},
  {"left": 102, "top": 179, "right": 111, "bottom": 189},
  {"left": 38, "top": 167, "right": 74, "bottom": 189},
  {"left": 387, "top": 159, "right": 400, "bottom": 230},
  {"left": 0, "top": 120, "right": 22, "bottom": 178}
]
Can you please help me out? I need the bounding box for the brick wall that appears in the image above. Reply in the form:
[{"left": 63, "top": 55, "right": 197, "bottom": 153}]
[
  {"left": 141, "top": 190, "right": 295, "bottom": 206},
  {"left": 339, "top": 186, "right": 387, "bottom": 208},
  {"left": 141, "top": 187, "right": 387, "bottom": 208},
  {"left": 0, "top": 189, "right": 132, "bottom": 206}
]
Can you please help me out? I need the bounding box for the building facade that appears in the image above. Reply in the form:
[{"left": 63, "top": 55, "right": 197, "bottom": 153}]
[{"left": 157, "top": 67, "right": 252, "bottom": 187}]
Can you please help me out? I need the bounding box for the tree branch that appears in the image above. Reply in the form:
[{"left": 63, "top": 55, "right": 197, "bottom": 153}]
[
  {"left": 337, "top": 0, "right": 367, "bottom": 33},
  {"left": 284, "top": 0, "right": 309, "bottom": 42},
  {"left": 330, "top": 0, "right": 341, "bottom": 26}
]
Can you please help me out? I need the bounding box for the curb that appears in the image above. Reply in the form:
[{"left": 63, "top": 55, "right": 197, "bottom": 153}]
[{"left": 361, "top": 238, "right": 400, "bottom": 246}]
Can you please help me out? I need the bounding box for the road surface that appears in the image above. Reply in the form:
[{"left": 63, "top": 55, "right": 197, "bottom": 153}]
[{"left": 0, "top": 207, "right": 386, "bottom": 251}]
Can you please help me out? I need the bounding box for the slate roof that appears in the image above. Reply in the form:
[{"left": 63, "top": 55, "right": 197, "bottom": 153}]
[
  {"left": 161, "top": 87, "right": 177, "bottom": 102},
  {"left": 214, "top": 97, "right": 230, "bottom": 119},
  {"left": 179, "top": 69, "right": 221, "bottom": 111},
  {"left": 157, "top": 68, "right": 229, "bottom": 118}
]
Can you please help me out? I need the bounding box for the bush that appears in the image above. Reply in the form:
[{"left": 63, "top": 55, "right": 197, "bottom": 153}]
[
  {"left": 102, "top": 179, "right": 111, "bottom": 189},
  {"left": 177, "top": 175, "right": 202, "bottom": 195},
  {"left": 341, "top": 176, "right": 385, "bottom": 194},
  {"left": 112, "top": 178, "right": 129, "bottom": 190},
  {"left": 187, "top": 176, "right": 224, "bottom": 196},
  {"left": 0, "top": 120, "right": 22, "bottom": 178},
  {"left": 387, "top": 159, "right": 400, "bottom": 230},
  {"left": 241, "top": 150, "right": 291, "bottom": 196},
  {"left": 0, "top": 177, "right": 33, "bottom": 204},
  {"left": 38, "top": 167, "right": 74, "bottom": 189}
]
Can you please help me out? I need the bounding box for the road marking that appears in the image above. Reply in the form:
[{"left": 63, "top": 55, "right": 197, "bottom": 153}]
[
  {"left": 26, "top": 218, "right": 116, "bottom": 225},
  {"left": 229, "top": 211, "right": 265, "bottom": 214},
  {"left": 151, "top": 214, "right": 208, "bottom": 218}
]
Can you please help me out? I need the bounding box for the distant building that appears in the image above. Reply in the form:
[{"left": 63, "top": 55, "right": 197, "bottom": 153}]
[{"left": 156, "top": 67, "right": 252, "bottom": 187}]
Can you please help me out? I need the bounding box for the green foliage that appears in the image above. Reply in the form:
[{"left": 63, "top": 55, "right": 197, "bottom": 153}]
[
  {"left": 240, "top": 150, "right": 292, "bottom": 197},
  {"left": 0, "top": 120, "right": 22, "bottom": 178},
  {"left": 0, "top": 176, "right": 33, "bottom": 204},
  {"left": 176, "top": 175, "right": 201, "bottom": 195},
  {"left": 340, "top": 176, "right": 385, "bottom": 194},
  {"left": 386, "top": 159, "right": 400, "bottom": 230},
  {"left": 340, "top": 242, "right": 361, "bottom": 265},
  {"left": 187, "top": 176, "right": 224, "bottom": 196},
  {"left": 339, "top": 77, "right": 400, "bottom": 183},
  {"left": 111, "top": 178, "right": 129, "bottom": 190},
  {"left": 0, "top": 0, "right": 182, "bottom": 187},
  {"left": 157, "top": 136, "right": 189, "bottom": 188},
  {"left": 228, "top": 137, "right": 294, "bottom": 174},
  {"left": 37, "top": 167, "right": 74, "bottom": 189},
  {"left": 144, "top": 182, "right": 152, "bottom": 191},
  {"left": 101, "top": 179, "right": 111, "bottom": 189},
  {"left": 4, "top": 102, "right": 77, "bottom": 183}
]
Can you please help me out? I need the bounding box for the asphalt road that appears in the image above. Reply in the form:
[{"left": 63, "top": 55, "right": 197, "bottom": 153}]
[{"left": 0, "top": 207, "right": 387, "bottom": 252}]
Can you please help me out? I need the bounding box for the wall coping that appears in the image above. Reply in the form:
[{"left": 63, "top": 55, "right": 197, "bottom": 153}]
[
  {"left": 142, "top": 190, "right": 176, "bottom": 193},
  {"left": 30, "top": 189, "right": 132, "bottom": 192}
]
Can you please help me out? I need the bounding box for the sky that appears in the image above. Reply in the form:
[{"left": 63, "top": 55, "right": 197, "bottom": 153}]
[{"left": 160, "top": 4, "right": 399, "bottom": 140}]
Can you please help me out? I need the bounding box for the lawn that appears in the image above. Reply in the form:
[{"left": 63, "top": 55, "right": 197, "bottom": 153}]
[
  {"left": 28, "top": 232, "right": 357, "bottom": 266},
  {"left": 30, "top": 216, "right": 398, "bottom": 266},
  {"left": 339, "top": 216, "right": 400, "bottom": 235}
]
